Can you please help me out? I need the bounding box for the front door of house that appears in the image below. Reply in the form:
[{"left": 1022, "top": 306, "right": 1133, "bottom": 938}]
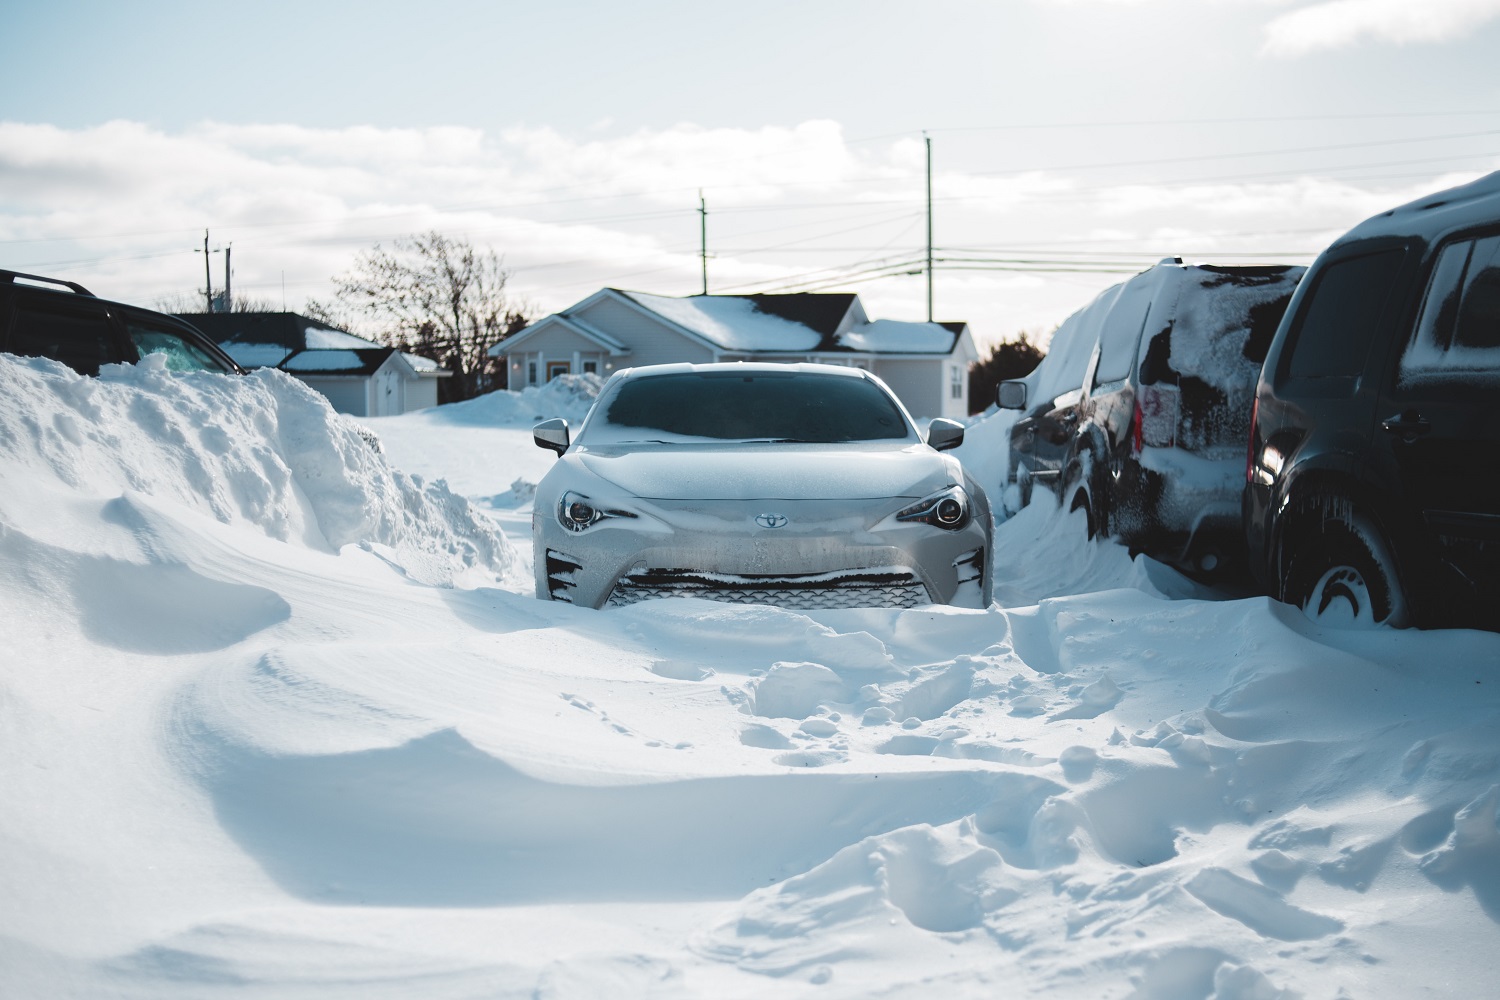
[{"left": 546, "top": 361, "right": 571, "bottom": 381}]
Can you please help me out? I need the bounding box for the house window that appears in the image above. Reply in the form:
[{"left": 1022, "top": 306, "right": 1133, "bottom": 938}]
[
  {"left": 949, "top": 364, "right": 963, "bottom": 400},
  {"left": 527, "top": 361, "right": 537, "bottom": 384},
  {"left": 583, "top": 361, "right": 597, "bottom": 374}
]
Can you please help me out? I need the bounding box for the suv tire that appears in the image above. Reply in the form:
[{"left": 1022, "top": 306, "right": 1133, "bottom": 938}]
[
  {"left": 1282, "top": 506, "right": 1407, "bottom": 627},
  {"left": 1064, "top": 465, "right": 1102, "bottom": 540}
]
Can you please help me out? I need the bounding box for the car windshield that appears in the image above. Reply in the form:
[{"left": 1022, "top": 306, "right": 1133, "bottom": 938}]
[{"left": 583, "top": 371, "right": 915, "bottom": 445}]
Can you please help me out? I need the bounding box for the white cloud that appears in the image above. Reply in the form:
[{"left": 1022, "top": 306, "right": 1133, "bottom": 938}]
[
  {"left": 1262, "top": 0, "right": 1500, "bottom": 55},
  {"left": 0, "top": 120, "right": 1489, "bottom": 344}
]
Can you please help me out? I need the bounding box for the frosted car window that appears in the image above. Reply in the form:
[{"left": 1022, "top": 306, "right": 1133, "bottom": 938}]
[
  {"left": 1403, "top": 235, "right": 1500, "bottom": 379},
  {"left": 1287, "top": 249, "right": 1404, "bottom": 379},
  {"left": 1096, "top": 289, "right": 1149, "bottom": 385},
  {"left": 1403, "top": 240, "right": 1471, "bottom": 374},
  {"left": 1454, "top": 235, "right": 1500, "bottom": 351},
  {"left": 593, "top": 373, "right": 913, "bottom": 443},
  {"left": 126, "top": 321, "right": 231, "bottom": 373}
]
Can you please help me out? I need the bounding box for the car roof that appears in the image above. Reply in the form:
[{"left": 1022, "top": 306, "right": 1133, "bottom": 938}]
[
  {"left": 612, "top": 361, "right": 874, "bottom": 380},
  {"left": 1337, "top": 170, "right": 1500, "bottom": 248}
]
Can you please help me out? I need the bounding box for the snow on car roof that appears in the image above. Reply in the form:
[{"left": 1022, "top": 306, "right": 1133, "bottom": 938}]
[{"left": 1340, "top": 169, "right": 1500, "bottom": 246}]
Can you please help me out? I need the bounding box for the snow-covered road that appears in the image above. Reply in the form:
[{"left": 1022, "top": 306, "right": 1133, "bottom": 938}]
[{"left": 2, "top": 356, "right": 1497, "bottom": 999}]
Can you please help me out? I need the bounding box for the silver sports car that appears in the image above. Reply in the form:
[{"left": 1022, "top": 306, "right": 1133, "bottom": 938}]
[{"left": 531, "top": 362, "right": 993, "bottom": 610}]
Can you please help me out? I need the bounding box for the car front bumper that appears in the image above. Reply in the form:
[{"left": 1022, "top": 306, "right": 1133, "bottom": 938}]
[{"left": 534, "top": 496, "right": 991, "bottom": 610}]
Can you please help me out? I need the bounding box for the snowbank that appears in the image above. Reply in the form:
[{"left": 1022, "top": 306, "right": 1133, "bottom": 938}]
[
  {"left": 0, "top": 353, "right": 518, "bottom": 588},
  {"left": 422, "top": 372, "right": 604, "bottom": 427}
]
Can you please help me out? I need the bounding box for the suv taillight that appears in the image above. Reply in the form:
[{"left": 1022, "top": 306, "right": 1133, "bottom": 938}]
[
  {"left": 1130, "top": 399, "right": 1144, "bottom": 457},
  {"left": 1246, "top": 397, "right": 1259, "bottom": 485}
]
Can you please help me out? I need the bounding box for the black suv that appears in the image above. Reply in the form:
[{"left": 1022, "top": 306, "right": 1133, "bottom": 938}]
[
  {"left": 1001, "top": 259, "right": 1303, "bottom": 578},
  {"left": 1, "top": 270, "right": 241, "bottom": 376},
  {"left": 1245, "top": 171, "right": 1500, "bottom": 629}
]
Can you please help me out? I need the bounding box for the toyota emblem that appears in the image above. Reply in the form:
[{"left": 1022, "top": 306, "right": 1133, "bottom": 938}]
[{"left": 755, "top": 512, "right": 789, "bottom": 529}]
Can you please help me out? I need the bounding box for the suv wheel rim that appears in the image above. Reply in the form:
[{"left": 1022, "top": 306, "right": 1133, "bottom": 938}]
[{"left": 1306, "top": 565, "right": 1373, "bottom": 625}]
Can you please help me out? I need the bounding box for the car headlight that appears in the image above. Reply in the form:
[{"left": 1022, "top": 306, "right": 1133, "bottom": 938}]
[
  {"left": 557, "top": 490, "right": 638, "bottom": 532},
  {"left": 895, "top": 485, "right": 971, "bottom": 530}
]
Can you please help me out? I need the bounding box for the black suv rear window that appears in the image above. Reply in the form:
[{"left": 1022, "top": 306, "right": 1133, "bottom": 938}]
[{"left": 1286, "top": 248, "right": 1406, "bottom": 379}]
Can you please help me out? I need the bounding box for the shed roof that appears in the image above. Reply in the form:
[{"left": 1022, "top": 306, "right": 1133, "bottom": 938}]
[{"left": 278, "top": 347, "right": 400, "bottom": 376}]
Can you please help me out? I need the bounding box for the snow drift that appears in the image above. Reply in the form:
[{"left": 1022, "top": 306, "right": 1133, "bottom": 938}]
[
  {"left": 0, "top": 353, "right": 519, "bottom": 587},
  {"left": 2, "top": 356, "right": 1499, "bottom": 999}
]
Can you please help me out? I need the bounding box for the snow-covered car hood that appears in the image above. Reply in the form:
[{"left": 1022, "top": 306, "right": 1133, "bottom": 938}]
[{"left": 569, "top": 442, "right": 957, "bottom": 501}]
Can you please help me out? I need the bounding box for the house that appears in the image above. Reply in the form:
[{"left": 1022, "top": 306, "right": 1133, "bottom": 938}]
[
  {"left": 178, "top": 312, "right": 450, "bottom": 416},
  {"left": 488, "top": 290, "right": 979, "bottom": 419}
]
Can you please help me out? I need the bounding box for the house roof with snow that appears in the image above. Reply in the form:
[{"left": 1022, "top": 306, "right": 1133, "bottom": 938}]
[
  {"left": 491, "top": 290, "right": 969, "bottom": 359},
  {"left": 278, "top": 347, "right": 403, "bottom": 376}
]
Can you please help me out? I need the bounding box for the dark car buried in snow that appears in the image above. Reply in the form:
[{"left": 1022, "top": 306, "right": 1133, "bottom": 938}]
[
  {"left": 1001, "top": 258, "right": 1303, "bottom": 580},
  {"left": 1245, "top": 171, "right": 1500, "bottom": 629},
  {"left": 1, "top": 270, "right": 241, "bottom": 377}
]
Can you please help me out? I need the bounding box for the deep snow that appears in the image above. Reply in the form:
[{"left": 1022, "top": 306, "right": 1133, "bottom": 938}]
[{"left": 2, "top": 356, "right": 1498, "bottom": 999}]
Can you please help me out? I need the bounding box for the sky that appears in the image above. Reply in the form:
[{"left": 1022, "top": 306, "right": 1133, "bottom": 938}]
[{"left": 4, "top": 0, "right": 1500, "bottom": 348}]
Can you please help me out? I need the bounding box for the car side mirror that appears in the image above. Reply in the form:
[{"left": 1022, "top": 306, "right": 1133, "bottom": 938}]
[
  {"left": 997, "top": 381, "right": 1027, "bottom": 410},
  {"left": 533, "top": 418, "right": 571, "bottom": 456},
  {"left": 926, "top": 418, "right": 965, "bottom": 452}
]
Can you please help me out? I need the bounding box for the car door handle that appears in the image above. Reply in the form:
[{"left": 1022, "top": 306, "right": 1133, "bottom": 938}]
[{"left": 1381, "top": 411, "right": 1432, "bottom": 441}]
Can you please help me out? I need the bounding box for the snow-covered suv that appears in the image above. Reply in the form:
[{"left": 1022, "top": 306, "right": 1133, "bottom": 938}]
[
  {"left": 1001, "top": 259, "right": 1303, "bottom": 578},
  {"left": 1, "top": 270, "right": 241, "bottom": 376},
  {"left": 1245, "top": 171, "right": 1500, "bottom": 629}
]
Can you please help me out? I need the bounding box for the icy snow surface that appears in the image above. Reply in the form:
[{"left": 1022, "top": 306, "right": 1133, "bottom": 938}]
[
  {"left": 304, "top": 327, "right": 381, "bottom": 351},
  {"left": 3, "top": 355, "right": 1499, "bottom": 999},
  {"left": 281, "top": 349, "right": 367, "bottom": 372}
]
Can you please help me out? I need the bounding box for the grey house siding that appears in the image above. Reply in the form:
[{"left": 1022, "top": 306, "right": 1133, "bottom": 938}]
[
  {"left": 575, "top": 299, "right": 716, "bottom": 367},
  {"left": 404, "top": 378, "right": 439, "bottom": 411},
  {"left": 872, "top": 360, "right": 943, "bottom": 421},
  {"left": 298, "top": 378, "right": 371, "bottom": 416}
]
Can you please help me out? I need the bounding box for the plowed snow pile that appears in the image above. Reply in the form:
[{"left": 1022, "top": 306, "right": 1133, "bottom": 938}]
[{"left": 2, "top": 357, "right": 1497, "bottom": 999}]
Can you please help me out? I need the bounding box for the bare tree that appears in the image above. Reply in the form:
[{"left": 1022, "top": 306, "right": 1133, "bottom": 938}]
[
  {"left": 330, "top": 231, "right": 532, "bottom": 401},
  {"left": 968, "top": 332, "right": 1046, "bottom": 414}
]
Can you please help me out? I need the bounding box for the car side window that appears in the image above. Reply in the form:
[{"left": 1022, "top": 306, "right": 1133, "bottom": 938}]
[
  {"left": 1285, "top": 248, "right": 1406, "bottom": 380},
  {"left": 7, "top": 300, "right": 118, "bottom": 376},
  {"left": 126, "top": 320, "right": 231, "bottom": 373},
  {"left": 1096, "top": 290, "right": 1150, "bottom": 385},
  {"left": 1402, "top": 234, "right": 1500, "bottom": 380}
]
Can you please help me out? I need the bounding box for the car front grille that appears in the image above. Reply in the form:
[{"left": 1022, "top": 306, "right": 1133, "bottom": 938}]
[{"left": 607, "top": 568, "right": 930, "bottom": 610}]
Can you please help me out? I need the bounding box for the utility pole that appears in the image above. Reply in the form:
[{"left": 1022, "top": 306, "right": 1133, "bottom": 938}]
[
  {"left": 925, "top": 133, "right": 934, "bottom": 323},
  {"left": 699, "top": 190, "right": 708, "bottom": 295},
  {"left": 223, "top": 245, "right": 232, "bottom": 313},
  {"left": 197, "top": 230, "right": 213, "bottom": 312}
]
